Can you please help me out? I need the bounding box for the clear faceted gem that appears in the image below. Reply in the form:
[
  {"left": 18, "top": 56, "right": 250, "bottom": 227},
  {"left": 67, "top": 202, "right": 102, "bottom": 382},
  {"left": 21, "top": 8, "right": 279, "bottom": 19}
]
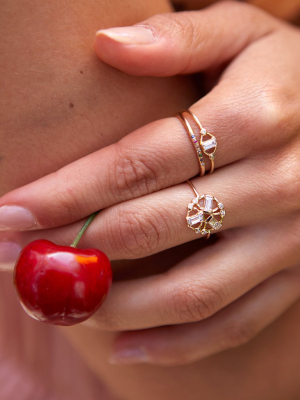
[
  {"left": 219, "top": 203, "right": 224, "bottom": 209},
  {"left": 192, "top": 197, "right": 198, "bottom": 204},
  {"left": 201, "top": 128, "right": 207, "bottom": 134},
  {"left": 202, "top": 137, "right": 216, "bottom": 151},
  {"left": 187, "top": 212, "right": 204, "bottom": 227},
  {"left": 204, "top": 195, "right": 214, "bottom": 211},
  {"left": 188, "top": 203, "right": 194, "bottom": 211},
  {"left": 220, "top": 210, "right": 226, "bottom": 216},
  {"left": 201, "top": 230, "right": 208, "bottom": 235}
]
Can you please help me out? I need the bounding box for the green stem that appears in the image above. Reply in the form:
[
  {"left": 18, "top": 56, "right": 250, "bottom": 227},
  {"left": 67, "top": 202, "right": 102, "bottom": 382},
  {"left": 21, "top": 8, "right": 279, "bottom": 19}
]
[{"left": 70, "top": 211, "right": 100, "bottom": 248}]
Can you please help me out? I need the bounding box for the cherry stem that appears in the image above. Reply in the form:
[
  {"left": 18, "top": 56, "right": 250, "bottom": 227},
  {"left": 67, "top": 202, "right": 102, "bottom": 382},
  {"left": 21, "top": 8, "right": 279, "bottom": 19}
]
[{"left": 70, "top": 211, "right": 100, "bottom": 248}]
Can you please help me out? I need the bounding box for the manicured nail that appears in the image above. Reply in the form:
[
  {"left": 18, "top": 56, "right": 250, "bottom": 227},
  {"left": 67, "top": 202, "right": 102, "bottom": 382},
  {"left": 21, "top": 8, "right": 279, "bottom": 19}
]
[
  {"left": 96, "top": 26, "right": 155, "bottom": 45},
  {"left": 109, "top": 347, "right": 148, "bottom": 365},
  {"left": 0, "top": 241, "right": 22, "bottom": 271},
  {"left": 0, "top": 206, "right": 37, "bottom": 231}
]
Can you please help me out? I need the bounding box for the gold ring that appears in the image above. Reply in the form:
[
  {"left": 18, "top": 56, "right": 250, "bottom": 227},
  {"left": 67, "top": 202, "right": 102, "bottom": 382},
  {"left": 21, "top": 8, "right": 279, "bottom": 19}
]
[
  {"left": 176, "top": 112, "right": 206, "bottom": 177},
  {"left": 179, "top": 110, "right": 217, "bottom": 174},
  {"left": 186, "top": 180, "right": 225, "bottom": 238}
]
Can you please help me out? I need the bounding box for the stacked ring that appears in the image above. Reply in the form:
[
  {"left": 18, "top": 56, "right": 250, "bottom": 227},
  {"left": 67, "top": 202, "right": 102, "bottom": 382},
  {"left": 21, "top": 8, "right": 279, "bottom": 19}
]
[
  {"left": 177, "top": 110, "right": 217, "bottom": 175},
  {"left": 176, "top": 112, "right": 206, "bottom": 176},
  {"left": 177, "top": 109, "right": 222, "bottom": 238}
]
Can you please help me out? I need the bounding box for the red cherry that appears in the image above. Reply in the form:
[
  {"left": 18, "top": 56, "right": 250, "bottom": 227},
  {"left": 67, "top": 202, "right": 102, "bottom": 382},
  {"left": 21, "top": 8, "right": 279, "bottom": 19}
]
[{"left": 14, "top": 240, "right": 112, "bottom": 326}]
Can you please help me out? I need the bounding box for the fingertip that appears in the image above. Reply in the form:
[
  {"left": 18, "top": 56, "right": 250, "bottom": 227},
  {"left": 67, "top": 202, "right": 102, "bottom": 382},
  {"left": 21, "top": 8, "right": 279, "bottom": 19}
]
[
  {"left": 94, "top": 32, "right": 155, "bottom": 76},
  {"left": 96, "top": 26, "right": 155, "bottom": 45}
]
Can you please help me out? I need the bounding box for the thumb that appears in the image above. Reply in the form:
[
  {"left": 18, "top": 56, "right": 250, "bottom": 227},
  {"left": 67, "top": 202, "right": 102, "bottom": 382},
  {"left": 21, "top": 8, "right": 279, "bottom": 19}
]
[{"left": 94, "top": 2, "right": 279, "bottom": 77}]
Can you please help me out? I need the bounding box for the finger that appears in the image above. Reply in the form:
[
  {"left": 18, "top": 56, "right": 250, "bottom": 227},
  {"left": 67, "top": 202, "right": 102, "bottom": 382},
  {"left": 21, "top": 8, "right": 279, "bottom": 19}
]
[
  {"left": 60, "top": 157, "right": 300, "bottom": 260},
  {"left": 109, "top": 266, "right": 300, "bottom": 365},
  {"left": 0, "top": 78, "right": 296, "bottom": 233},
  {"left": 3, "top": 152, "right": 298, "bottom": 264},
  {"left": 81, "top": 219, "right": 300, "bottom": 331},
  {"left": 2, "top": 19, "right": 297, "bottom": 232},
  {"left": 95, "top": 2, "right": 279, "bottom": 76}
]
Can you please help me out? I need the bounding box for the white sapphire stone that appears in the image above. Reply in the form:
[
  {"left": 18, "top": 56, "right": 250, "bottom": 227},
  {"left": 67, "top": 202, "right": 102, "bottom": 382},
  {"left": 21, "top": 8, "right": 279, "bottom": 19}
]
[
  {"left": 201, "top": 128, "right": 207, "bottom": 134},
  {"left": 218, "top": 203, "right": 224, "bottom": 209},
  {"left": 204, "top": 195, "right": 214, "bottom": 211},
  {"left": 202, "top": 137, "right": 216, "bottom": 152},
  {"left": 187, "top": 213, "right": 204, "bottom": 226},
  {"left": 192, "top": 197, "right": 198, "bottom": 204}
]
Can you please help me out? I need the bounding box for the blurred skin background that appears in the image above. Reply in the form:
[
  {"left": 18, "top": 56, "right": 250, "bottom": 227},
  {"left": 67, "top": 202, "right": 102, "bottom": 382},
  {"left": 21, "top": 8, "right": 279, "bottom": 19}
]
[{"left": 0, "top": 0, "right": 299, "bottom": 399}]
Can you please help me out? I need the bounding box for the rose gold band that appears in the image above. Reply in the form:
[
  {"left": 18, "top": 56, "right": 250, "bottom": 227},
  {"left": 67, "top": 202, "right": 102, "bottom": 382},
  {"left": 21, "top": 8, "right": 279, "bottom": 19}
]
[
  {"left": 178, "top": 110, "right": 217, "bottom": 175},
  {"left": 176, "top": 112, "right": 206, "bottom": 177}
]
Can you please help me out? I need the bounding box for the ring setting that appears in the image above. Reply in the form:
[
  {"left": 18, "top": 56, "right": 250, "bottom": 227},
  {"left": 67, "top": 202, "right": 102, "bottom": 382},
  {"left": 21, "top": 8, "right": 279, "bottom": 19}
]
[
  {"left": 186, "top": 194, "right": 225, "bottom": 235},
  {"left": 186, "top": 181, "right": 225, "bottom": 238},
  {"left": 200, "top": 128, "right": 217, "bottom": 170}
]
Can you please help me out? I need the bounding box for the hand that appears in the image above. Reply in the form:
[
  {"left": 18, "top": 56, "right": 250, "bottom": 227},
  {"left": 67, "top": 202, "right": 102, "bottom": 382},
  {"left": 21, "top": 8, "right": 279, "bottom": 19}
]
[{"left": 1, "top": 2, "right": 300, "bottom": 365}]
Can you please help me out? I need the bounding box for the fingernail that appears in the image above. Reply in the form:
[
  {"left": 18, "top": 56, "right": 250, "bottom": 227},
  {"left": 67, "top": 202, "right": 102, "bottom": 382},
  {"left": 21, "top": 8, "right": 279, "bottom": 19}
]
[
  {"left": 96, "top": 26, "right": 155, "bottom": 45},
  {"left": 109, "top": 347, "right": 148, "bottom": 365},
  {"left": 0, "top": 206, "right": 37, "bottom": 231},
  {"left": 0, "top": 241, "right": 22, "bottom": 271}
]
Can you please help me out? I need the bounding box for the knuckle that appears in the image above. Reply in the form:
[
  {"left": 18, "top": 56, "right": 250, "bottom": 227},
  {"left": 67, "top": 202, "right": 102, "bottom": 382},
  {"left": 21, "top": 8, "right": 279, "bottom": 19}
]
[
  {"left": 220, "top": 84, "right": 297, "bottom": 153},
  {"left": 255, "top": 90, "right": 293, "bottom": 139},
  {"left": 169, "top": 280, "right": 224, "bottom": 323},
  {"left": 111, "top": 204, "right": 169, "bottom": 258},
  {"left": 224, "top": 320, "right": 257, "bottom": 348},
  {"left": 267, "top": 148, "right": 300, "bottom": 211},
  {"left": 110, "top": 142, "right": 164, "bottom": 202}
]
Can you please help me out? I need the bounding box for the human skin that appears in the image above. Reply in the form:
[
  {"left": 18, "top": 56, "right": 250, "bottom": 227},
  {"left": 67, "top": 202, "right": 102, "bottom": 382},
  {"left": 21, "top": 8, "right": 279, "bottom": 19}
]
[{"left": 1, "top": 2, "right": 300, "bottom": 400}]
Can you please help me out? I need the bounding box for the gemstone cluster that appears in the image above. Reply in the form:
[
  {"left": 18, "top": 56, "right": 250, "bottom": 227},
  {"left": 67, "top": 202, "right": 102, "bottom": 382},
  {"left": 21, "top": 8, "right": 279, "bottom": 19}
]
[{"left": 186, "top": 194, "right": 225, "bottom": 235}]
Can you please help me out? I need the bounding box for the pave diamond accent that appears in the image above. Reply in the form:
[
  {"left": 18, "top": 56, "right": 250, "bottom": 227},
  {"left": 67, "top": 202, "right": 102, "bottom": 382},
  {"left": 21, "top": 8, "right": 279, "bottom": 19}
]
[
  {"left": 204, "top": 195, "right": 214, "bottom": 211},
  {"left": 202, "top": 138, "right": 216, "bottom": 152}
]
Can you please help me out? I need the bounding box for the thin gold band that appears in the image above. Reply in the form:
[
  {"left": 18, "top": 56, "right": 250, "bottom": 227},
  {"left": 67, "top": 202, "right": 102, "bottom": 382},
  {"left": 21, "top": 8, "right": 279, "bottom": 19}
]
[
  {"left": 180, "top": 110, "right": 217, "bottom": 174},
  {"left": 176, "top": 113, "right": 205, "bottom": 177}
]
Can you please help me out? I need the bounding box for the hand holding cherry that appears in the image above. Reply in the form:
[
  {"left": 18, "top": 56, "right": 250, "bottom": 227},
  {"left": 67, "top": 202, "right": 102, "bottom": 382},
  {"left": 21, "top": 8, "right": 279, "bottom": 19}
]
[{"left": 14, "top": 212, "right": 112, "bottom": 326}]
